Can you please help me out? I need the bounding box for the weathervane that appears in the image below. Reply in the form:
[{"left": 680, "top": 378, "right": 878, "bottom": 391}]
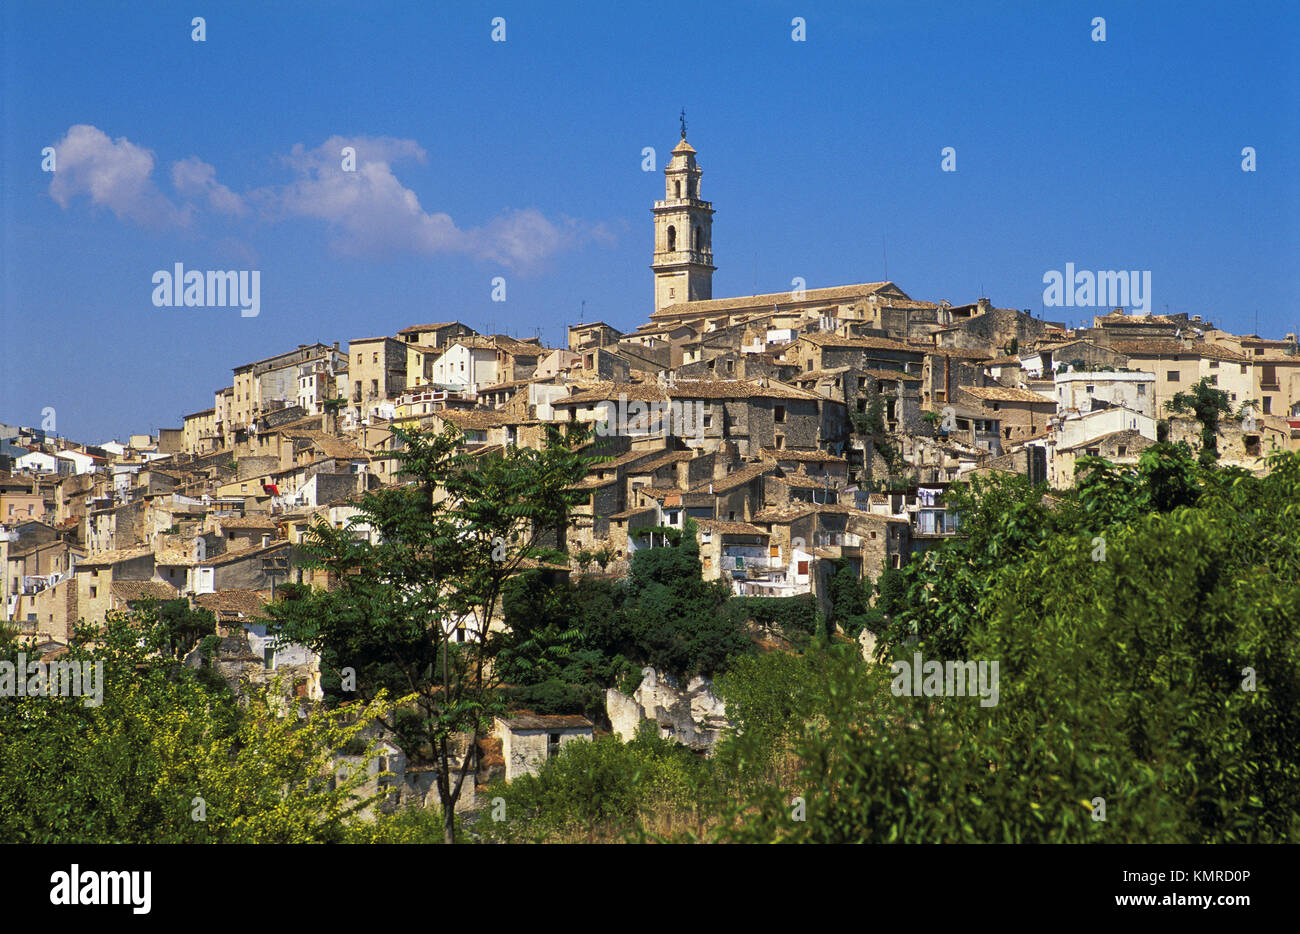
[{"left": 680, "top": 107, "right": 687, "bottom": 140}]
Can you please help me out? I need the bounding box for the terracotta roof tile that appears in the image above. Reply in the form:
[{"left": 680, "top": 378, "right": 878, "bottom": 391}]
[
  {"left": 695, "top": 519, "right": 768, "bottom": 536},
  {"left": 959, "top": 386, "right": 1056, "bottom": 404},
  {"left": 110, "top": 580, "right": 178, "bottom": 603}
]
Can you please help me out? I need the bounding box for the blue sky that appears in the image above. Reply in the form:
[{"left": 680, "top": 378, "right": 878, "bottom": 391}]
[{"left": 2, "top": 0, "right": 1297, "bottom": 441}]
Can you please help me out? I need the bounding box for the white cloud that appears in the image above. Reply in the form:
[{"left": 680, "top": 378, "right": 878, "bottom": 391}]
[
  {"left": 47, "top": 127, "right": 610, "bottom": 271},
  {"left": 172, "top": 156, "right": 246, "bottom": 215},
  {"left": 271, "top": 136, "right": 604, "bottom": 270},
  {"left": 48, "top": 125, "right": 191, "bottom": 228}
]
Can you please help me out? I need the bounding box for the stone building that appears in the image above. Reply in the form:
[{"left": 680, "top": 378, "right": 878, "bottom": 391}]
[
  {"left": 493, "top": 712, "right": 594, "bottom": 781},
  {"left": 347, "top": 336, "right": 408, "bottom": 418}
]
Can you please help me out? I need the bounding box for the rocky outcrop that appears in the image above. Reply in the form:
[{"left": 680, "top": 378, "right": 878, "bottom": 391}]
[
  {"left": 858, "top": 627, "right": 878, "bottom": 662},
  {"left": 606, "top": 667, "right": 730, "bottom": 753}
]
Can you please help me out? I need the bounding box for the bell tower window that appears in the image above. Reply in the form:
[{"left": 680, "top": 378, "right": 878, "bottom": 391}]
[
  {"left": 674, "top": 180, "right": 681, "bottom": 198},
  {"left": 667, "top": 225, "right": 676, "bottom": 251},
  {"left": 694, "top": 226, "right": 702, "bottom": 250}
]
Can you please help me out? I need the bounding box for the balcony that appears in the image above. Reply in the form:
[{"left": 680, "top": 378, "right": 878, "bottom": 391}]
[
  {"left": 653, "top": 198, "right": 713, "bottom": 212},
  {"left": 651, "top": 249, "right": 715, "bottom": 267},
  {"left": 720, "top": 554, "right": 778, "bottom": 572}
]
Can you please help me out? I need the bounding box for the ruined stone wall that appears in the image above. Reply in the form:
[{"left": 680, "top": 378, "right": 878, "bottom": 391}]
[{"left": 606, "top": 667, "right": 730, "bottom": 753}]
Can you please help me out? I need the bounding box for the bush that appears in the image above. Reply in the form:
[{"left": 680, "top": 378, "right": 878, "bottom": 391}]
[{"left": 725, "top": 594, "right": 819, "bottom": 642}]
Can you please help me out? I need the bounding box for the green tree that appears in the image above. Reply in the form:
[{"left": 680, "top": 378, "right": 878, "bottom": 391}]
[
  {"left": 719, "top": 452, "right": 1300, "bottom": 843},
  {"left": 1166, "top": 376, "right": 1232, "bottom": 467},
  {"left": 266, "top": 422, "right": 599, "bottom": 842},
  {"left": 622, "top": 518, "right": 749, "bottom": 678}
]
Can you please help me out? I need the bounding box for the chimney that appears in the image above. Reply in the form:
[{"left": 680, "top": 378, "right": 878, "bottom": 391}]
[{"left": 977, "top": 297, "right": 991, "bottom": 314}]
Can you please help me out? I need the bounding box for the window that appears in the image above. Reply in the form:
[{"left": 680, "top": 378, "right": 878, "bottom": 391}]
[
  {"left": 1245, "top": 435, "right": 1261, "bottom": 456},
  {"left": 775, "top": 435, "right": 785, "bottom": 449},
  {"left": 372, "top": 352, "right": 378, "bottom": 364},
  {"left": 797, "top": 560, "right": 809, "bottom": 575},
  {"left": 674, "top": 180, "right": 681, "bottom": 198},
  {"left": 1137, "top": 384, "right": 1147, "bottom": 396},
  {"left": 548, "top": 734, "right": 562, "bottom": 759},
  {"left": 1263, "top": 397, "right": 1272, "bottom": 414},
  {"left": 1167, "top": 371, "right": 1179, "bottom": 382},
  {"left": 264, "top": 646, "right": 275, "bottom": 669},
  {"left": 774, "top": 405, "right": 786, "bottom": 423},
  {"left": 1085, "top": 385, "right": 1095, "bottom": 393},
  {"left": 89, "top": 586, "right": 97, "bottom": 598},
  {"left": 666, "top": 225, "right": 676, "bottom": 251},
  {"left": 1209, "top": 360, "right": 1219, "bottom": 369},
  {"left": 1117, "top": 445, "right": 1127, "bottom": 457}
]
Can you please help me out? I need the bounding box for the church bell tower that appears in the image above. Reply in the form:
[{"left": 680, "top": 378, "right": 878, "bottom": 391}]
[{"left": 652, "top": 113, "right": 715, "bottom": 313}]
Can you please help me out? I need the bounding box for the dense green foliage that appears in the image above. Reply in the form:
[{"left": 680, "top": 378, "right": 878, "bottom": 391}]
[
  {"left": 478, "top": 723, "right": 712, "bottom": 842},
  {"left": 0, "top": 606, "right": 394, "bottom": 843},
  {"left": 723, "top": 593, "right": 820, "bottom": 643},
  {"left": 433, "top": 448, "right": 1300, "bottom": 844},
  {"left": 498, "top": 517, "right": 755, "bottom": 718},
  {"left": 497, "top": 572, "right": 635, "bottom": 718}
]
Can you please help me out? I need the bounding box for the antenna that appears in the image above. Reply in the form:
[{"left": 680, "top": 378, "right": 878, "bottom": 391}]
[{"left": 882, "top": 237, "right": 888, "bottom": 281}]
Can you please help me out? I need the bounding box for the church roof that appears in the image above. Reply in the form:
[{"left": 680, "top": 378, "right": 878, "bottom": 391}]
[{"left": 651, "top": 281, "right": 908, "bottom": 320}]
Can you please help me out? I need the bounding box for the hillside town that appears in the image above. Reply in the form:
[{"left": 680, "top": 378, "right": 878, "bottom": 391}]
[{"left": 4, "top": 131, "right": 1299, "bottom": 803}]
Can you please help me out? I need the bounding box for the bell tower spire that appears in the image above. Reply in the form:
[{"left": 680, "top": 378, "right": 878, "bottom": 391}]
[{"left": 652, "top": 119, "right": 715, "bottom": 313}]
